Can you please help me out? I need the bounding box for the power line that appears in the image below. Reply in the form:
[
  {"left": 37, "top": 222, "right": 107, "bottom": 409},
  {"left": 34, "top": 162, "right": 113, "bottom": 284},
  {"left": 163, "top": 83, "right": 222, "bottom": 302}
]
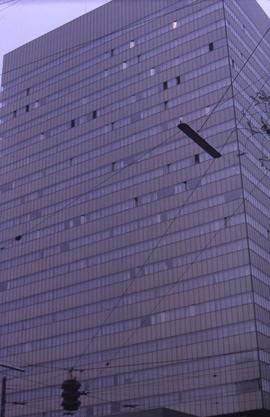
[
  {"left": 1, "top": 67, "right": 267, "bottom": 177},
  {"left": 6, "top": 394, "right": 263, "bottom": 417},
  {"left": 1, "top": 8, "right": 269, "bottom": 417},
  {"left": 1, "top": 128, "right": 268, "bottom": 380},
  {"left": 0, "top": 0, "right": 208, "bottom": 81},
  {"left": 240, "top": 76, "right": 270, "bottom": 154},
  {"left": 8, "top": 336, "right": 270, "bottom": 386},
  {"left": 83, "top": 391, "right": 266, "bottom": 414},
  {"left": 1, "top": 126, "right": 182, "bottom": 247},
  {"left": 0, "top": 67, "right": 267, "bottom": 262},
  {"left": 2, "top": 167, "right": 268, "bottom": 412},
  {"left": 0, "top": 3, "right": 215, "bottom": 253},
  {"left": 0, "top": 32, "right": 268, "bottom": 258},
  {"left": 89, "top": 155, "right": 268, "bottom": 371},
  {"left": 0, "top": 41, "right": 266, "bottom": 400},
  {"left": 71, "top": 25, "right": 270, "bottom": 370},
  {"left": 4, "top": 360, "right": 263, "bottom": 406},
  {"left": 5, "top": 337, "right": 270, "bottom": 412},
  {"left": 0, "top": 0, "right": 18, "bottom": 4},
  {"left": 3, "top": 362, "right": 267, "bottom": 417},
  {"left": 2, "top": 75, "right": 266, "bottom": 258},
  {"left": 2, "top": 24, "right": 269, "bottom": 380},
  {"left": 7, "top": 359, "right": 261, "bottom": 388},
  {"left": 1, "top": 19, "right": 266, "bottom": 250},
  {"left": 0, "top": 0, "right": 21, "bottom": 14}
]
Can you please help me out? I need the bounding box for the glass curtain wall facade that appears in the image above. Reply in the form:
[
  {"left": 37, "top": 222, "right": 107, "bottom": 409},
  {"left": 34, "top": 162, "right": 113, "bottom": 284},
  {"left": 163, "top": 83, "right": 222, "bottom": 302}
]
[{"left": 0, "top": 0, "right": 269, "bottom": 416}]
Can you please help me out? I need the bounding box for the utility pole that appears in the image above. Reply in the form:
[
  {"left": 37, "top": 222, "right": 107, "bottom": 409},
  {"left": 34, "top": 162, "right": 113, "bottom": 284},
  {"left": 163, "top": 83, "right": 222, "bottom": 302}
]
[
  {"left": 0, "top": 363, "right": 24, "bottom": 417},
  {"left": 0, "top": 377, "right": 6, "bottom": 417}
]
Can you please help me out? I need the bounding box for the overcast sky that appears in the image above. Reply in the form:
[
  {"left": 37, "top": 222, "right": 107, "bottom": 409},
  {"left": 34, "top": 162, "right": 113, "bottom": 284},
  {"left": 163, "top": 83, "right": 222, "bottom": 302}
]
[{"left": 0, "top": 0, "right": 269, "bottom": 82}]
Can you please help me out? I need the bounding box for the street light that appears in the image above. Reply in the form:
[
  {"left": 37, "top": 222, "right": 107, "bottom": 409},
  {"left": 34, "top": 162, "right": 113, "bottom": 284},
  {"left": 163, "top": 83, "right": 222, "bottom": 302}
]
[{"left": 177, "top": 120, "right": 221, "bottom": 158}]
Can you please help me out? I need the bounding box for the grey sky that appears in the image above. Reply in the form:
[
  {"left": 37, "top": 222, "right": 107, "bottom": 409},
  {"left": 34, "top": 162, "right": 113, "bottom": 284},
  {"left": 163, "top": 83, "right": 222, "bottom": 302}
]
[{"left": 0, "top": 0, "right": 269, "bottom": 83}]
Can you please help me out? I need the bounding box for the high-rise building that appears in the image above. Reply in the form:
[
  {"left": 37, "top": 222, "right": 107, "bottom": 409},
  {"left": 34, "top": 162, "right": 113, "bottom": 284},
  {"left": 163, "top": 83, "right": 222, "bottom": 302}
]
[{"left": 0, "top": 1, "right": 270, "bottom": 416}]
